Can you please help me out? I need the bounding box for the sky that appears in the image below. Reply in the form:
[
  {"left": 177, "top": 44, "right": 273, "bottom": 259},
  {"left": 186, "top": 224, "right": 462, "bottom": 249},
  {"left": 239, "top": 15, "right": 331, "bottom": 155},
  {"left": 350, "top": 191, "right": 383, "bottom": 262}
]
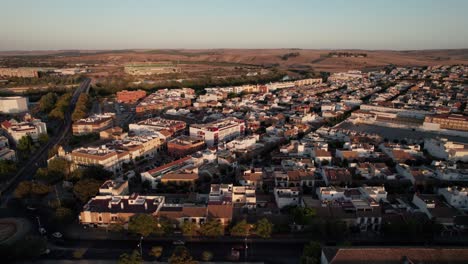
[{"left": 1, "top": 0, "right": 468, "bottom": 51}]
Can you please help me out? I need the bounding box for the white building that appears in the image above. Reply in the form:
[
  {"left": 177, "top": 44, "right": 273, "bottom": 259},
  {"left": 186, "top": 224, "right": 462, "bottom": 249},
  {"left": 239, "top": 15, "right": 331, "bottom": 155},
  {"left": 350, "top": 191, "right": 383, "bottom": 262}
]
[
  {"left": 438, "top": 187, "right": 468, "bottom": 211},
  {"left": 424, "top": 138, "right": 468, "bottom": 162},
  {"left": 190, "top": 118, "right": 245, "bottom": 146},
  {"left": 274, "top": 187, "right": 301, "bottom": 209},
  {"left": 3, "top": 118, "right": 47, "bottom": 143},
  {"left": 0, "top": 136, "right": 15, "bottom": 161},
  {"left": 0, "top": 96, "right": 28, "bottom": 114}
]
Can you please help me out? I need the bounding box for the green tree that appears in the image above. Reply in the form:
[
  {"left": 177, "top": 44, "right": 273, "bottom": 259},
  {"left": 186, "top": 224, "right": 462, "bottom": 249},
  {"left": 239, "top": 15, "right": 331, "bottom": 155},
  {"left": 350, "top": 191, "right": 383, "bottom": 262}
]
[
  {"left": 230, "top": 220, "right": 250, "bottom": 237},
  {"left": 54, "top": 207, "right": 74, "bottom": 224},
  {"left": 48, "top": 157, "right": 72, "bottom": 180},
  {"left": 169, "top": 246, "right": 198, "bottom": 264},
  {"left": 38, "top": 92, "right": 57, "bottom": 113},
  {"left": 17, "top": 135, "right": 34, "bottom": 153},
  {"left": 255, "top": 218, "right": 273, "bottom": 238},
  {"left": 118, "top": 250, "right": 142, "bottom": 264},
  {"left": 73, "top": 179, "right": 102, "bottom": 203},
  {"left": 199, "top": 220, "right": 224, "bottom": 237},
  {"left": 201, "top": 251, "right": 213, "bottom": 261},
  {"left": 0, "top": 160, "right": 16, "bottom": 181},
  {"left": 49, "top": 107, "right": 65, "bottom": 120},
  {"left": 181, "top": 221, "right": 198, "bottom": 237},
  {"left": 14, "top": 181, "right": 33, "bottom": 198},
  {"left": 150, "top": 246, "right": 163, "bottom": 259},
  {"left": 128, "top": 214, "right": 156, "bottom": 237},
  {"left": 300, "top": 241, "right": 321, "bottom": 264},
  {"left": 14, "top": 181, "right": 50, "bottom": 198},
  {"left": 38, "top": 133, "right": 49, "bottom": 144}
]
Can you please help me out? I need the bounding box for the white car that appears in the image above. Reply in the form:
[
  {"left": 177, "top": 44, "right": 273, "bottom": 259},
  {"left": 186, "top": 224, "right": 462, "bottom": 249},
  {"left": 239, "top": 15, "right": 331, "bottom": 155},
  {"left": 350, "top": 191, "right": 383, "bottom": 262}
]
[
  {"left": 52, "top": 232, "right": 63, "bottom": 239},
  {"left": 173, "top": 240, "right": 185, "bottom": 245},
  {"left": 39, "top": 228, "right": 47, "bottom": 235}
]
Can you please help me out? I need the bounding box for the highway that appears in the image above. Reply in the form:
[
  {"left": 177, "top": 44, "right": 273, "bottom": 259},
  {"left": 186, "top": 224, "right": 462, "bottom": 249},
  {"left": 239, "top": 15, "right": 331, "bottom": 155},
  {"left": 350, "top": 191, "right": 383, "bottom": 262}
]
[{"left": 0, "top": 78, "right": 91, "bottom": 205}]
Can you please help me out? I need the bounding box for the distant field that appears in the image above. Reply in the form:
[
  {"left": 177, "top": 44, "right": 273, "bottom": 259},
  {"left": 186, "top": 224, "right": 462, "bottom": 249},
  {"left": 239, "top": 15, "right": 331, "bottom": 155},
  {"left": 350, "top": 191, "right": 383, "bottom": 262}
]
[{"left": 1, "top": 48, "right": 467, "bottom": 73}]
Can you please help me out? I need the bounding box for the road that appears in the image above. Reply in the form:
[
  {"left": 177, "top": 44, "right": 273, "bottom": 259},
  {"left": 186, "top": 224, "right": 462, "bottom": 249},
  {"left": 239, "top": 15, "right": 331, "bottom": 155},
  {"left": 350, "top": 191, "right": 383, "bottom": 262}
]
[
  {"left": 0, "top": 78, "right": 91, "bottom": 205},
  {"left": 45, "top": 238, "right": 303, "bottom": 263}
]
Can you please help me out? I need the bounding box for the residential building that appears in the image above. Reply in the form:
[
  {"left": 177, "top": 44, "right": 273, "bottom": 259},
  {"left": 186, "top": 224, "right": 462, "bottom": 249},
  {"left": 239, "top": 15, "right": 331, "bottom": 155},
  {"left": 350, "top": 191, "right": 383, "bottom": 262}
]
[
  {"left": 129, "top": 117, "right": 186, "bottom": 136},
  {"left": 424, "top": 138, "right": 468, "bottom": 162},
  {"left": 438, "top": 187, "right": 468, "bottom": 211},
  {"left": 320, "top": 247, "right": 468, "bottom": 264},
  {"left": 2, "top": 118, "right": 47, "bottom": 143},
  {"left": 79, "top": 194, "right": 165, "bottom": 227},
  {"left": 0, "top": 96, "right": 28, "bottom": 114},
  {"left": 116, "top": 90, "right": 146, "bottom": 103},
  {"left": 274, "top": 187, "right": 301, "bottom": 209},
  {"left": 72, "top": 113, "right": 115, "bottom": 135},
  {"left": 423, "top": 114, "right": 468, "bottom": 132},
  {"left": 99, "top": 180, "right": 129, "bottom": 196},
  {"left": 190, "top": 117, "right": 245, "bottom": 146},
  {"left": 167, "top": 136, "right": 206, "bottom": 158}
]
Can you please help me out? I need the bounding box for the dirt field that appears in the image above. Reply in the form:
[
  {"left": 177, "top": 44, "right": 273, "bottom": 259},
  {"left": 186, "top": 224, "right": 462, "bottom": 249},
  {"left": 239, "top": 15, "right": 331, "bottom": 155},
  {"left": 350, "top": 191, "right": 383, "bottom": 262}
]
[{"left": 1, "top": 49, "right": 467, "bottom": 73}]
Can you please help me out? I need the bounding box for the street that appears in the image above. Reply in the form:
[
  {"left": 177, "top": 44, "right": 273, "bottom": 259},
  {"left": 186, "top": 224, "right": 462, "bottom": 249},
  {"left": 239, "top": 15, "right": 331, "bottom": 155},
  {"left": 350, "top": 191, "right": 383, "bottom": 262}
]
[{"left": 0, "top": 78, "right": 91, "bottom": 206}]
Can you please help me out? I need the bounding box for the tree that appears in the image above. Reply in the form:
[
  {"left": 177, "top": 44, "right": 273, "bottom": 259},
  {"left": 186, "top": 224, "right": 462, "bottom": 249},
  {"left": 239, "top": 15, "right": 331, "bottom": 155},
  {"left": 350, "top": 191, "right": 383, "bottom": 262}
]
[
  {"left": 38, "top": 92, "right": 57, "bottom": 113},
  {"left": 292, "top": 207, "right": 317, "bottom": 225},
  {"left": 300, "top": 241, "right": 321, "bottom": 264},
  {"left": 128, "top": 214, "right": 156, "bottom": 237},
  {"left": 150, "top": 246, "right": 163, "bottom": 259},
  {"left": 48, "top": 157, "right": 72, "bottom": 180},
  {"left": 17, "top": 135, "right": 34, "bottom": 153},
  {"left": 73, "top": 179, "right": 102, "bottom": 203},
  {"left": 230, "top": 220, "right": 250, "bottom": 237},
  {"left": 38, "top": 133, "right": 49, "bottom": 144},
  {"left": 72, "top": 93, "right": 90, "bottom": 121},
  {"left": 201, "top": 251, "right": 213, "bottom": 261},
  {"left": 181, "top": 221, "right": 198, "bottom": 237},
  {"left": 169, "top": 246, "right": 197, "bottom": 264},
  {"left": 199, "top": 220, "right": 224, "bottom": 237},
  {"left": 14, "top": 181, "right": 32, "bottom": 198},
  {"left": 0, "top": 160, "right": 16, "bottom": 181},
  {"left": 118, "top": 250, "right": 142, "bottom": 264},
  {"left": 14, "top": 181, "right": 50, "bottom": 198},
  {"left": 49, "top": 107, "right": 65, "bottom": 120},
  {"left": 54, "top": 207, "right": 74, "bottom": 224},
  {"left": 255, "top": 218, "right": 273, "bottom": 238}
]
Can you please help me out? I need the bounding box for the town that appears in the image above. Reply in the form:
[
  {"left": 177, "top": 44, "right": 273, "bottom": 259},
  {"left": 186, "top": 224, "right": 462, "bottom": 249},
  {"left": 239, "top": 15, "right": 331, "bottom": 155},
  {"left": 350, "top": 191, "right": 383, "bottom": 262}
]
[{"left": 0, "top": 61, "right": 467, "bottom": 263}]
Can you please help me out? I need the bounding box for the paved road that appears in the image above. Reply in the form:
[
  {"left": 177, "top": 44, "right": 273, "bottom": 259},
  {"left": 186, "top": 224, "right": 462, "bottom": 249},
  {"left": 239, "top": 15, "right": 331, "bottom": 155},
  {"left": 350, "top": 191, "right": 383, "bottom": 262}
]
[
  {"left": 46, "top": 238, "right": 302, "bottom": 263},
  {"left": 0, "top": 78, "right": 91, "bottom": 205}
]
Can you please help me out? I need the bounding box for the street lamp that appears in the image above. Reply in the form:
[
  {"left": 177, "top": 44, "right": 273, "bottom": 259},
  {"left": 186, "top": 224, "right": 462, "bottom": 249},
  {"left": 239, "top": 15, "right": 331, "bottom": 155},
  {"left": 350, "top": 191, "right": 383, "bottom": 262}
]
[{"left": 138, "top": 236, "right": 144, "bottom": 257}]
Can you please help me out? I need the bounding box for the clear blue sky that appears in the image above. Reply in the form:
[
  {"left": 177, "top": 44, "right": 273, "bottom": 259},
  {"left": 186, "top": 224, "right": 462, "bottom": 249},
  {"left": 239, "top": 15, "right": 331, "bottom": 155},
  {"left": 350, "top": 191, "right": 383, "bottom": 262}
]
[{"left": 1, "top": 0, "right": 467, "bottom": 50}]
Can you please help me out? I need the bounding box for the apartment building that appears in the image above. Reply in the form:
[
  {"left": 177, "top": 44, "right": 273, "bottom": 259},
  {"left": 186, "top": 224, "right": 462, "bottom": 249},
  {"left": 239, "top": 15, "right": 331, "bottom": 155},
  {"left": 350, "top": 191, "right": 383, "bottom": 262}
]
[
  {"left": 70, "top": 146, "right": 130, "bottom": 174},
  {"left": 274, "top": 187, "right": 301, "bottom": 209},
  {"left": 72, "top": 114, "right": 115, "bottom": 135},
  {"left": 424, "top": 114, "right": 468, "bottom": 132},
  {"left": 438, "top": 187, "right": 468, "bottom": 211},
  {"left": 116, "top": 90, "right": 146, "bottom": 103},
  {"left": 99, "top": 180, "right": 129, "bottom": 196},
  {"left": 129, "top": 117, "right": 186, "bottom": 136},
  {"left": 190, "top": 117, "right": 245, "bottom": 146},
  {"left": 167, "top": 135, "right": 206, "bottom": 158},
  {"left": 0, "top": 136, "right": 16, "bottom": 161},
  {"left": 135, "top": 88, "right": 193, "bottom": 114},
  {"left": 79, "top": 194, "right": 165, "bottom": 227},
  {"left": 0, "top": 67, "right": 40, "bottom": 78},
  {"left": 424, "top": 138, "right": 468, "bottom": 162},
  {"left": 1, "top": 118, "right": 47, "bottom": 143},
  {"left": 209, "top": 184, "right": 256, "bottom": 209}
]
